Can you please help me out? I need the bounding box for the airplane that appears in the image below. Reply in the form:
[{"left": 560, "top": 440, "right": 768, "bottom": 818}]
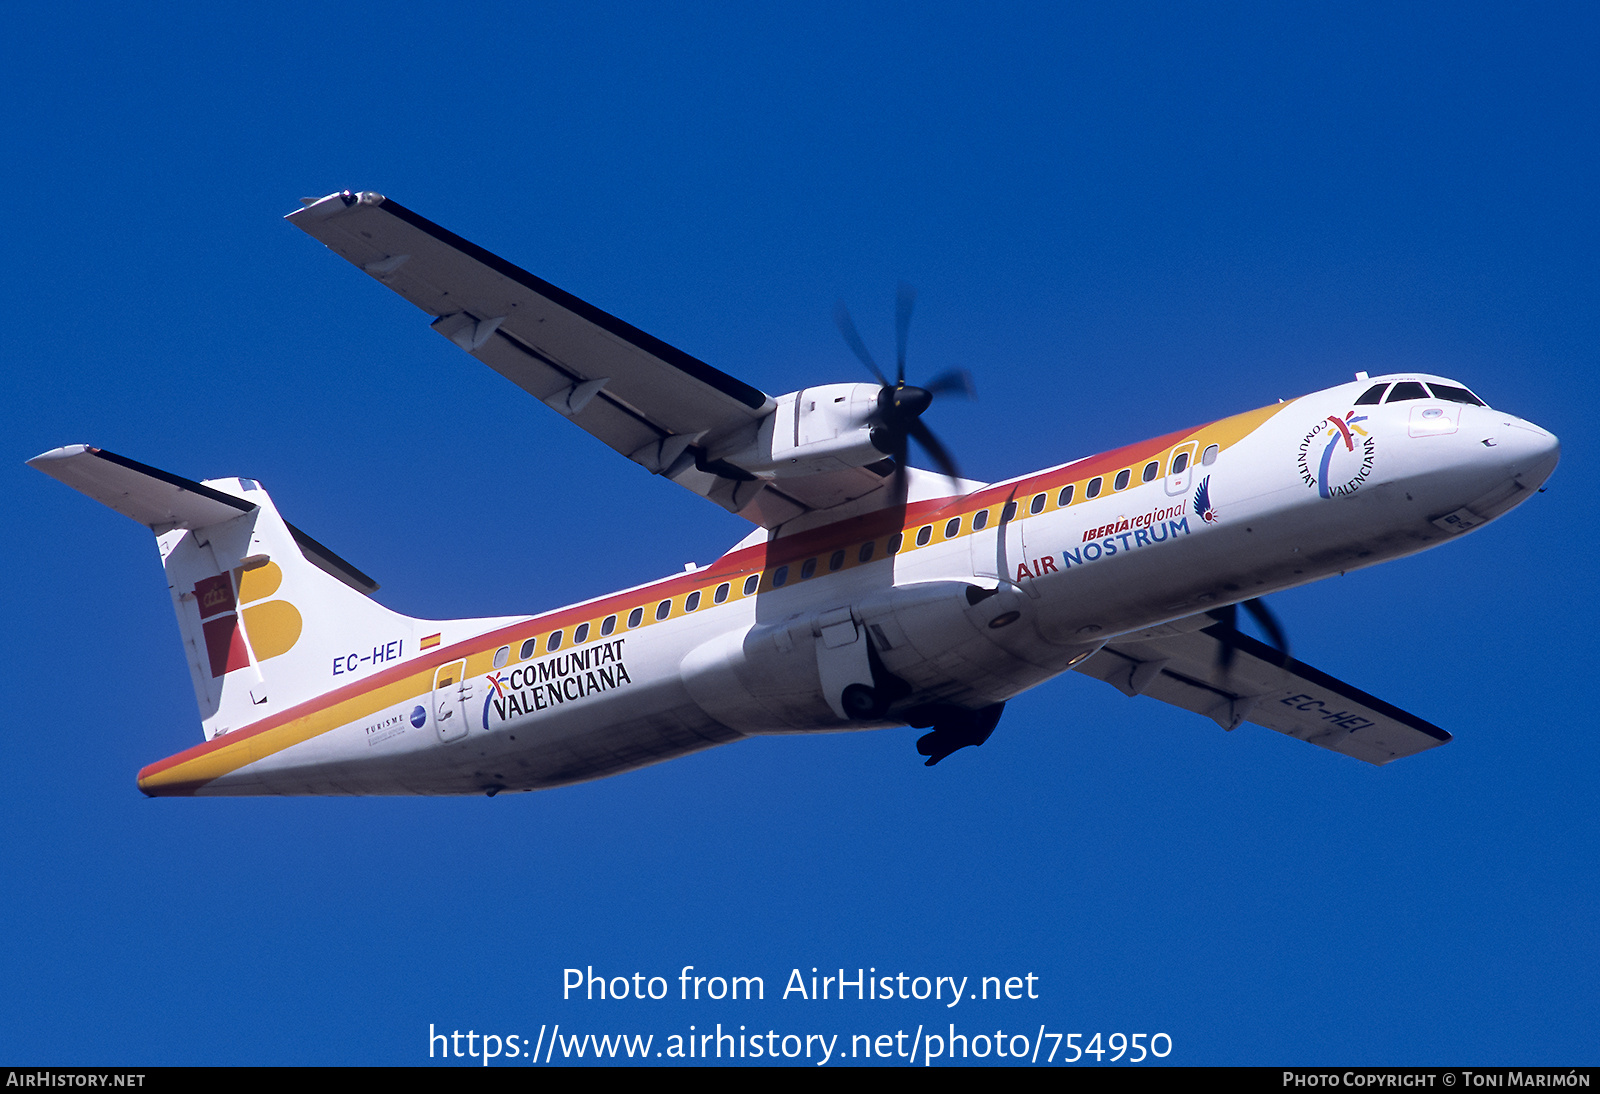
[{"left": 29, "top": 189, "right": 1561, "bottom": 797}]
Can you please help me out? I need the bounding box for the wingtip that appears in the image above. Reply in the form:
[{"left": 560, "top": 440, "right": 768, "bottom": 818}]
[
  {"left": 286, "top": 190, "right": 386, "bottom": 221},
  {"left": 26, "top": 444, "right": 94, "bottom": 468}
]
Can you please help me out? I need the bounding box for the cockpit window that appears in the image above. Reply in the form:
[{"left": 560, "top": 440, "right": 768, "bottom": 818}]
[
  {"left": 1385, "top": 381, "right": 1429, "bottom": 403},
  {"left": 1354, "top": 383, "right": 1389, "bottom": 405},
  {"left": 1427, "top": 383, "right": 1486, "bottom": 406}
]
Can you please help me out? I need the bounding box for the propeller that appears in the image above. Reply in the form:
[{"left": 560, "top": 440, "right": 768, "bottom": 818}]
[
  {"left": 833, "top": 283, "right": 974, "bottom": 502},
  {"left": 1210, "top": 597, "right": 1291, "bottom": 671}
]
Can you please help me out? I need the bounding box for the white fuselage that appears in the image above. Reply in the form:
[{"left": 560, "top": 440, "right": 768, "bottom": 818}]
[{"left": 192, "top": 375, "right": 1558, "bottom": 795}]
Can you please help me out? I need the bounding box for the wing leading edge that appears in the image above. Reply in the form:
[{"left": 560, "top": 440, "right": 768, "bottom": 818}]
[
  {"left": 286, "top": 190, "right": 896, "bottom": 527},
  {"left": 1073, "top": 613, "right": 1451, "bottom": 765}
]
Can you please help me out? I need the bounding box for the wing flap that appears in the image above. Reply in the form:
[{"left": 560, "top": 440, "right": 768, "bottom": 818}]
[
  {"left": 29, "top": 446, "right": 380, "bottom": 595},
  {"left": 468, "top": 330, "right": 666, "bottom": 464},
  {"left": 1074, "top": 614, "right": 1451, "bottom": 765}
]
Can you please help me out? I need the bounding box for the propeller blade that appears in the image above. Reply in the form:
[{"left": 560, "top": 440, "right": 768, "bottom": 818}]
[
  {"left": 833, "top": 301, "right": 888, "bottom": 386},
  {"left": 1242, "top": 598, "right": 1291, "bottom": 663},
  {"left": 895, "top": 282, "right": 916, "bottom": 386},
  {"left": 889, "top": 429, "right": 910, "bottom": 506},
  {"left": 1214, "top": 602, "right": 1240, "bottom": 671},
  {"left": 1211, "top": 597, "right": 1291, "bottom": 673},
  {"left": 907, "top": 418, "right": 962, "bottom": 484},
  {"left": 924, "top": 368, "right": 976, "bottom": 400}
]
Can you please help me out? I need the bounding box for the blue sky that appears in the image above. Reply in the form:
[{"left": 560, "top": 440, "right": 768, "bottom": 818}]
[{"left": 3, "top": 1, "right": 1596, "bottom": 1066}]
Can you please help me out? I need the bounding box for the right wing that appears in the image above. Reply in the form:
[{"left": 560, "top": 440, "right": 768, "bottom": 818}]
[
  {"left": 286, "top": 190, "right": 894, "bottom": 527},
  {"left": 1073, "top": 612, "right": 1451, "bottom": 766}
]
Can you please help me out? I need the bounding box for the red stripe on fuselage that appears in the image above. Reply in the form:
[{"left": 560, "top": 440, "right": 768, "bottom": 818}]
[{"left": 138, "top": 420, "right": 1213, "bottom": 784}]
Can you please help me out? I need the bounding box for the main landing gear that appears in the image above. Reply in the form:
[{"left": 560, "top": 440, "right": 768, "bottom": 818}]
[
  {"left": 836, "top": 630, "right": 1005, "bottom": 766},
  {"left": 908, "top": 702, "right": 1006, "bottom": 767}
]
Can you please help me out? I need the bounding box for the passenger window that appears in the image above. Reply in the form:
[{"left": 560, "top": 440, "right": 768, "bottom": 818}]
[
  {"left": 655, "top": 599, "right": 672, "bottom": 620},
  {"left": 1427, "top": 383, "right": 1486, "bottom": 406},
  {"left": 858, "top": 541, "right": 875, "bottom": 563},
  {"left": 944, "top": 517, "right": 961, "bottom": 538},
  {"left": 600, "top": 616, "right": 617, "bottom": 636},
  {"left": 1201, "top": 444, "right": 1219, "bottom": 466},
  {"left": 573, "top": 622, "right": 590, "bottom": 643},
  {"left": 1386, "top": 381, "right": 1429, "bottom": 402},
  {"left": 1113, "top": 469, "right": 1130, "bottom": 491},
  {"left": 773, "top": 566, "right": 789, "bottom": 587},
  {"left": 1171, "top": 452, "right": 1189, "bottom": 474},
  {"left": 1002, "top": 501, "right": 1018, "bottom": 521},
  {"left": 916, "top": 525, "right": 932, "bottom": 546},
  {"left": 519, "top": 638, "right": 537, "bottom": 660},
  {"left": 742, "top": 574, "right": 759, "bottom": 596},
  {"left": 1087, "top": 477, "right": 1102, "bottom": 498},
  {"left": 627, "top": 607, "right": 643, "bottom": 628},
  {"left": 493, "top": 645, "right": 510, "bottom": 668},
  {"left": 714, "top": 583, "right": 730, "bottom": 604},
  {"left": 973, "top": 509, "right": 990, "bottom": 530},
  {"left": 548, "top": 630, "right": 563, "bottom": 651},
  {"left": 684, "top": 591, "right": 700, "bottom": 612},
  {"left": 888, "top": 533, "right": 904, "bottom": 554},
  {"left": 1030, "top": 493, "right": 1046, "bottom": 515},
  {"left": 1354, "top": 383, "right": 1389, "bottom": 405},
  {"left": 1142, "top": 461, "right": 1159, "bottom": 483},
  {"left": 828, "top": 550, "right": 845, "bottom": 571},
  {"left": 800, "top": 558, "right": 816, "bottom": 580},
  {"left": 1058, "top": 485, "right": 1074, "bottom": 506}
]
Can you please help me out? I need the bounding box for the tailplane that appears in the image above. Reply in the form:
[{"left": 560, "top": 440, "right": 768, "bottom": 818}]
[{"left": 30, "top": 446, "right": 509, "bottom": 740}]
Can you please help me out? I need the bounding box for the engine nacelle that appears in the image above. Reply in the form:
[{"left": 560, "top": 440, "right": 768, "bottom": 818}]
[{"left": 709, "top": 383, "right": 887, "bottom": 478}]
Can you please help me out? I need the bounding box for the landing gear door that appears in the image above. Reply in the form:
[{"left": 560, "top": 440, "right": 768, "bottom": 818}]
[
  {"left": 813, "top": 607, "right": 874, "bottom": 720},
  {"left": 432, "top": 659, "right": 469, "bottom": 742},
  {"left": 1164, "top": 442, "right": 1198, "bottom": 498}
]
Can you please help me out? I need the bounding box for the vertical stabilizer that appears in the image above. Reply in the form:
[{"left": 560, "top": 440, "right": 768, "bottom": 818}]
[{"left": 29, "top": 446, "right": 513, "bottom": 741}]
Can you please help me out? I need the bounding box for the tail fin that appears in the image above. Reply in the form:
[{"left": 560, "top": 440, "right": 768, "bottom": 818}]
[{"left": 30, "top": 445, "right": 505, "bottom": 740}]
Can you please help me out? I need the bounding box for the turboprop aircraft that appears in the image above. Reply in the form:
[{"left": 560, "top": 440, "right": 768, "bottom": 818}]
[{"left": 30, "top": 190, "right": 1561, "bottom": 796}]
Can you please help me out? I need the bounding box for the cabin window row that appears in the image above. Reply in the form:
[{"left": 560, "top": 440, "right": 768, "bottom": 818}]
[
  {"left": 486, "top": 438, "right": 1226, "bottom": 668},
  {"left": 999, "top": 446, "right": 1219, "bottom": 522}
]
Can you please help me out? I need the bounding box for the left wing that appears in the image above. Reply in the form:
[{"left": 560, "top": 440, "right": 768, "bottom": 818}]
[
  {"left": 287, "top": 190, "right": 893, "bottom": 527},
  {"left": 1073, "top": 613, "right": 1451, "bottom": 765}
]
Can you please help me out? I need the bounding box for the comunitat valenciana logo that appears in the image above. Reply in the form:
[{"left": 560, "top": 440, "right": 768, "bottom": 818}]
[{"left": 1297, "top": 411, "right": 1376, "bottom": 499}]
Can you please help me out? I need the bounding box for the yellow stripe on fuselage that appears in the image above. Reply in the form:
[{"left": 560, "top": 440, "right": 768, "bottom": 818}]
[
  {"left": 138, "top": 399, "right": 1295, "bottom": 794},
  {"left": 138, "top": 668, "right": 434, "bottom": 795}
]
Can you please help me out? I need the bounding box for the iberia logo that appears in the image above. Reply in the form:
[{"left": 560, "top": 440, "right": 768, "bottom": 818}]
[
  {"left": 1296, "top": 411, "right": 1376, "bottom": 499},
  {"left": 193, "top": 563, "right": 303, "bottom": 678}
]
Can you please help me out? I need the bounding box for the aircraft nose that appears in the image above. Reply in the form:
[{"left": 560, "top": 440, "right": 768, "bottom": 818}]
[{"left": 1486, "top": 415, "right": 1560, "bottom": 488}]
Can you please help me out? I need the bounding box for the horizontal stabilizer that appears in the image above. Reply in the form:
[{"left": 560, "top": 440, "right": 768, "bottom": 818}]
[
  {"left": 1074, "top": 613, "right": 1450, "bottom": 765},
  {"left": 29, "top": 445, "right": 255, "bottom": 530},
  {"left": 29, "top": 445, "right": 378, "bottom": 595}
]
